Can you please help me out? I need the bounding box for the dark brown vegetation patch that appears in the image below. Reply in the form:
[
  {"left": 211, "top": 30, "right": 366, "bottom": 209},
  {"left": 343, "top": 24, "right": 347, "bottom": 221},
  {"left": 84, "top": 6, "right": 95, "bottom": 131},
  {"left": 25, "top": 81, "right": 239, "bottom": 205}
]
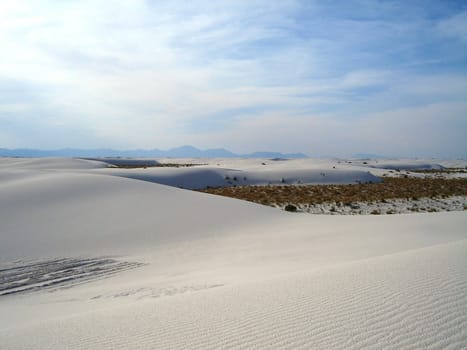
[
  {"left": 411, "top": 168, "right": 466, "bottom": 174},
  {"left": 199, "top": 177, "right": 467, "bottom": 207}
]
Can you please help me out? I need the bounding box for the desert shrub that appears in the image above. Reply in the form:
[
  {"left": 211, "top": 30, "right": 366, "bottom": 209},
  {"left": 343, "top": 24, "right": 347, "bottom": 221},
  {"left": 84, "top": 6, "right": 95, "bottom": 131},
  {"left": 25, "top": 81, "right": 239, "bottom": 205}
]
[{"left": 284, "top": 204, "right": 297, "bottom": 212}]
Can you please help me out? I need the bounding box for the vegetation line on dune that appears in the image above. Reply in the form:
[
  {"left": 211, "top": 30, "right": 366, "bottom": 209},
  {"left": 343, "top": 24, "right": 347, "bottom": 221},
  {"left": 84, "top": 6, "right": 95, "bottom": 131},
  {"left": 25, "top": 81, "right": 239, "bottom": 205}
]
[{"left": 198, "top": 177, "right": 467, "bottom": 207}]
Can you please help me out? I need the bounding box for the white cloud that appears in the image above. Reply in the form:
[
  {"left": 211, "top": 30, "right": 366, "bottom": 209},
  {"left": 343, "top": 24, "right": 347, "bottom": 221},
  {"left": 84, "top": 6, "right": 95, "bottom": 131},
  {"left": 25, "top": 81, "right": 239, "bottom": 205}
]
[
  {"left": 180, "top": 101, "right": 467, "bottom": 158},
  {"left": 339, "top": 70, "right": 392, "bottom": 89},
  {"left": 437, "top": 11, "right": 467, "bottom": 42}
]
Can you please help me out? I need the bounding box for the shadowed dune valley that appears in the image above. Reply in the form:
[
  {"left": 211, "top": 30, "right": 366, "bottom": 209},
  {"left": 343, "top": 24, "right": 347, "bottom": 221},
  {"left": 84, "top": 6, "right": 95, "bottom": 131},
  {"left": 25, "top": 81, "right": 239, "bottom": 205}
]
[{"left": 0, "top": 157, "right": 466, "bottom": 349}]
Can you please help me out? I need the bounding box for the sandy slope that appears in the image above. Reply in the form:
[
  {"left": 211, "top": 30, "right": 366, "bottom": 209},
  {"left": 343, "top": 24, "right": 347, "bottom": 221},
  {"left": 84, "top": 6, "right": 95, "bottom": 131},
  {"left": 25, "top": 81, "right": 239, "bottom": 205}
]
[
  {"left": 0, "top": 157, "right": 466, "bottom": 349},
  {"left": 3, "top": 240, "right": 465, "bottom": 350},
  {"left": 0, "top": 170, "right": 277, "bottom": 259}
]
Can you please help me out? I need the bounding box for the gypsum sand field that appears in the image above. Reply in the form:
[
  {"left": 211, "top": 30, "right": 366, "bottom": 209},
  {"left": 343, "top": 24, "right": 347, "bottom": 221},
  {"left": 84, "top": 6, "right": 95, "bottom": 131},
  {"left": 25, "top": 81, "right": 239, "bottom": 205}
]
[{"left": 0, "top": 157, "right": 466, "bottom": 350}]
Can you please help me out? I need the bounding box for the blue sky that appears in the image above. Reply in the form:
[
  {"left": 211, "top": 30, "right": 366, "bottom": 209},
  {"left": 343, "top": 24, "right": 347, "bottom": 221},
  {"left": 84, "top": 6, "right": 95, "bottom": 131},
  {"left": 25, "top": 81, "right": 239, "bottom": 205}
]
[{"left": 0, "top": 0, "right": 466, "bottom": 157}]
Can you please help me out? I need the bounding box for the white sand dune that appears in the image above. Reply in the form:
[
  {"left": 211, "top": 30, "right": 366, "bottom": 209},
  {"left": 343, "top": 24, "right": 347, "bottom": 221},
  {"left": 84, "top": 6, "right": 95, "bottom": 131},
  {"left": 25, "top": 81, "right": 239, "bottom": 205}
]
[
  {"left": 0, "top": 170, "right": 277, "bottom": 260},
  {"left": 0, "top": 157, "right": 108, "bottom": 170},
  {"left": 0, "top": 157, "right": 466, "bottom": 349},
  {"left": 3, "top": 240, "right": 465, "bottom": 350}
]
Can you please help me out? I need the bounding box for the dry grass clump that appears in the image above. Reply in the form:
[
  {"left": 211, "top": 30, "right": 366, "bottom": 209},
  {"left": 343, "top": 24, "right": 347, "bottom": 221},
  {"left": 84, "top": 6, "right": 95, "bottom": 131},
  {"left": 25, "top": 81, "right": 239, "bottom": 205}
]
[
  {"left": 411, "top": 168, "right": 466, "bottom": 174},
  {"left": 199, "top": 177, "right": 467, "bottom": 207}
]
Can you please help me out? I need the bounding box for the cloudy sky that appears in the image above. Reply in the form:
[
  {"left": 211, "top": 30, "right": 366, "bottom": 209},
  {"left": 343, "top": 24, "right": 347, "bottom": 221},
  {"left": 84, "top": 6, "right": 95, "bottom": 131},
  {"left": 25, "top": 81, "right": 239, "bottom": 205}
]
[{"left": 1, "top": 0, "right": 466, "bottom": 157}]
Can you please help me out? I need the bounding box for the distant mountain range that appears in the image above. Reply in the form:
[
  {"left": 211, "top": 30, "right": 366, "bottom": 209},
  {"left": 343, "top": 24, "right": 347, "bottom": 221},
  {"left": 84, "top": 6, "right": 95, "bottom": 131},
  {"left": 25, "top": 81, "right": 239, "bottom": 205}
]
[
  {"left": 352, "top": 153, "right": 393, "bottom": 159},
  {"left": 0, "top": 146, "right": 308, "bottom": 159}
]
